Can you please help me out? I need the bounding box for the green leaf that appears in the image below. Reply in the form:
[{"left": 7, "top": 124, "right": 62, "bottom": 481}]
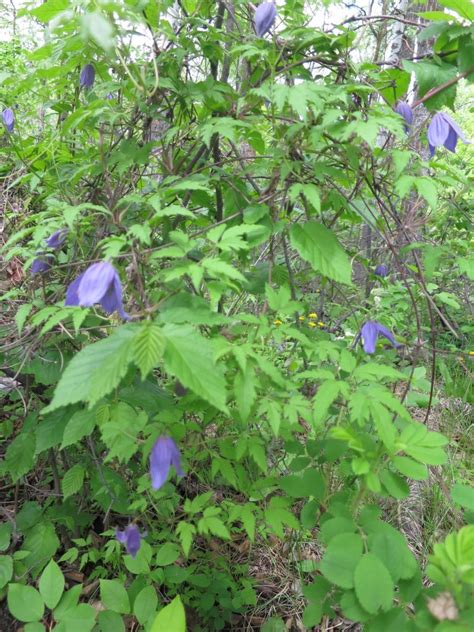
[
  {"left": 15, "top": 303, "right": 33, "bottom": 334},
  {"left": 8, "top": 584, "right": 45, "bottom": 623},
  {"left": 57, "top": 603, "right": 96, "bottom": 632},
  {"left": 313, "top": 380, "right": 341, "bottom": 426},
  {"left": 133, "top": 585, "right": 158, "bottom": 626},
  {"left": 21, "top": 521, "right": 60, "bottom": 578},
  {"left": 82, "top": 12, "right": 115, "bottom": 52},
  {"left": 0, "top": 555, "right": 13, "bottom": 589},
  {"left": 99, "top": 403, "right": 148, "bottom": 463},
  {"left": 60, "top": 409, "right": 96, "bottom": 449},
  {"left": 354, "top": 553, "right": 394, "bottom": 614},
  {"left": 30, "top": 0, "right": 68, "bottom": 22},
  {"left": 234, "top": 365, "right": 256, "bottom": 422},
  {"left": 392, "top": 456, "right": 428, "bottom": 481},
  {"left": 62, "top": 464, "right": 85, "bottom": 499},
  {"left": 402, "top": 61, "right": 458, "bottom": 111},
  {"left": 162, "top": 324, "right": 227, "bottom": 411},
  {"left": 39, "top": 560, "right": 65, "bottom": 609},
  {"left": 438, "top": 0, "right": 474, "bottom": 20},
  {"left": 156, "top": 543, "right": 181, "bottom": 566},
  {"left": 98, "top": 610, "right": 125, "bottom": 632},
  {"left": 366, "top": 521, "right": 417, "bottom": 581},
  {"left": 176, "top": 521, "right": 196, "bottom": 557},
  {"left": 99, "top": 579, "right": 130, "bottom": 614},
  {"left": 290, "top": 221, "right": 352, "bottom": 285},
  {"left": 5, "top": 432, "right": 36, "bottom": 482},
  {"left": 451, "top": 482, "right": 474, "bottom": 511},
  {"left": 151, "top": 595, "right": 186, "bottom": 632},
  {"left": 132, "top": 321, "right": 165, "bottom": 379},
  {"left": 320, "top": 533, "right": 364, "bottom": 588},
  {"left": 44, "top": 325, "right": 137, "bottom": 412}
]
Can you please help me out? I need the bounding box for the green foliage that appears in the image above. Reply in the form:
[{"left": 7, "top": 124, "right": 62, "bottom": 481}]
[{"left": 0, "top": 0, "right": 472, "bottom": 629}]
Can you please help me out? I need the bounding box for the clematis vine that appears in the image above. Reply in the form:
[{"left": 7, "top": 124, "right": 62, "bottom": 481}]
[
  {"left": 31, "top": 228, "right": 68, "bottom": 275},
  {"left": 374, "top": 264, "right": 389, "bottom": 278},
  {"left": 80, "top": 63, "right": 95, "bottom": 89},
  {"left": 65, "top": 261, "right": 130, "bottom": 320},
  {"left": 394, "top": 101, "right": 413, "bottom": 133},
  {"left": 2, "top": 108, "right": 14, "bottom": 133},
  {"left": 255, "top": 2, "right": 277, "bottom": 38},
  {"left": 356, "top": 320, "right": 400, "bottom": 354},
  {"left": 150, "top": 436, "right": 184, "bottom": 490},
  {"left": 427, "top": 112, "right": 469, "bottom": 157},
  {"left": 115, "top": 524, "right": 144, "bottom": 558}
]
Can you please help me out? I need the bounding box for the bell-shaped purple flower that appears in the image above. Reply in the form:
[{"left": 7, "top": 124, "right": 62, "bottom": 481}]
[
  {"left": 394, "top": 101, "right": 413, "bottom": 133},
  {"left": 45, "top": 228, "right": 68, "bottom": 249},
  {"left": 80, "top": 63, "right": 95, "bottom": 89},
  {"left": 358, "top": 320, "right": 400, "bottom": 354},
  {"left": 374, "top": 264, "right": 389, "bottom": 278},
  {"left": 115, "top": 524, "right": 143, "bottom": 558},
  {"left": 255, "top": 2, "right": 277, "bottom": 38},
  {"left": 31, "top": 254, "right": 54, "bottom": 275},
  {"left": 2, "top": 108, "right": 14, "bottom": 133},
  {"left": 427, "top": 112, "right": 468, "bottom": 157},
  {"left": 150, "top": 436, "right": 184, "bottom": 490},
  {"left": 65, "top": 261, "right": 130, "bottom": 320}
]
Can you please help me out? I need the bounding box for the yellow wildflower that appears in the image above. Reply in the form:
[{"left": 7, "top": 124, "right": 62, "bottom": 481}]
[
  {"left": 469, "top": 351, "right": 474, "bottom": 356},
  {"left": 299, "top": 315, "right": 305, "bottom": 321},
  {"left": 308, "top": 312, "right": 317, "bottom": 318},
  {"left": 308, "top": 322, "right": 317, "bottom": 328},
  {"left": 273, "top": 319, "right": 283, "bottom": 326},
  {"left": 318, "top": 321, "right": 325, "bottom": 327}
]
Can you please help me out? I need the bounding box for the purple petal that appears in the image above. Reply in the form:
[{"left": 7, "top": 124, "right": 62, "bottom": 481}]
[
  {"left": 2, "top": 108, "right": 14, "bottom": 133},
  {"left": 31, "top": 255, "right": 53, "bottom": 275},
  {"left": 80, "top": 63, "right": 95, "bottom": 89},
  {"left": 77, "top": 262, "right": 116, "bottom": 307},
  {"left": 374, "top": 264, "right": 388, "bottom": 278},
  {"left": 45, "top": 228, "right": 68, "bottom": 250},
  {"left": 444, "top": 126, "right": 458, "bottom": 153},
  {"left": 360, "top": 321, "right": 378, "bottom": 354},
  {"left": 394, "top": 102, "right": 413, "bottom": 132},
  {"left": 429, "top": 143, "right": 436, "bottom": 158},
  {"left": 427, "top": 113, "right": 450, "bottom": 149},
  {"left": 255, "top": 2, "right": 277, "bottom": 37},
  {"left": 440, "top": 112, "right": 468, "bottom": 144},
  {"left": 116, "top": 525, "right": 142, "bottom": 558},
  {"left": 150, "top": 436, "right": 183, "bottom": 490},
  {"left": 65, "top": 273, "right": 85, "bottom": 306},
  {"left": 115, "top": 528, "right": 127, "bottom": 544},
  {"left": 375, "top": 323, "right": 400, "bottom": 349}
]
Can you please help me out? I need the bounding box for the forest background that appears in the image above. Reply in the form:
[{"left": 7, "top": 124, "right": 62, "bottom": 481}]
[{"left": 0, "top": 0, "right": 473, "bottom": 630}]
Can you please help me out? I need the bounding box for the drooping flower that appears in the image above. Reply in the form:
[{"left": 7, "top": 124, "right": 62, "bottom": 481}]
[
  {"left": 427, "top": 112, "right": 469, "bottom": 157},
  {"left": 65, "top": 261, "right": 130, "bottom": 320},
  {"left": 2, "top": 108, "right": 14, "bottom": 133},
  {"left": 255, "top": 2, "right": 277, "bottom": 38},
  {"left": 150, "top": 436, "right": 184, "bottom": 490},
  {"left": 374, "top": 264, "right": 389, "bottom": 278},
  {"left": 31, "top": 254, "right": 54, "bottom": 275},
  {"left": 45, "top": 228, "right": 68, "bottom": 249},
  {"left": 80, "top": 63, "right": 95, "bottom": 89},
  {"left": 357, "top": 320, "right": 400, "bottom": 354},
  {"left": 394, "top": 101, "right": 413, "bottom": 133},
  {"left": 115, "top": 524, "right": 143, "bottom": 558}
]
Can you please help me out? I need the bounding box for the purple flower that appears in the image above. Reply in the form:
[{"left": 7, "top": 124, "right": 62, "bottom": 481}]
[
  {"left": 255, "top": 2, "right": 277, "bottom": 38},
  {"left": 115, "top": 524, "right": 143, "bottom": 558},
  {"left": 394, "top": 101, "right": 413, "bottom": 133},
  {"left": 374, "top": 264, "right": 389, "bottom": 278},
  {"left": 150, "top": 436, "right": 184, "bottom": 490},
  {"left": 358, "top": 320, "right": 400, "bottom": 354},
  {"left": 427, "top": 112, "right": 468, "bottom": 157},
  {"left": 45, "top": 228, "right": 68, "bottom": 249},
  {"left": 2, "top": 108, "right": 14, "bottom": 133},
  {"left": 80, "top": 63, "right": 95, "bottom": 89},
  {"left": 65, "top": 261, "right": 130, "bottom": 320},
  {"left": 31, "top": 254, "right": 54, "bottom": 275}
]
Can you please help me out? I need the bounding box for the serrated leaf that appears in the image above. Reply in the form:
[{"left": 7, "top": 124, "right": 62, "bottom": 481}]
[
  {"left": 162, "top": 324, "right": 227, "bottom": 411},
  {"left": 99, "top": 402, "right": 147, "bottom": 462},
  {"left": 320, "top": 533, "right": 363, "bottom": 588},
  {"left": 132, "top": 321, "right": 164, "bottom": 379},
  {"left": 176, "top": 521, "right": 196, "bottom": 557},
  {"left": 354, "top": 553, "right": 394, "bottom": 614},
  {"left": 290, "top": 221, "right": 352, "bottom": 285},
  {"left": 62, "top": 464, "right": 85, "bottom": 499},
  {"left": 60, "top": 409, "right": 96, "bottom": 449},
  {"left": 44, "top": 325, "right": 137, "bottom": 412},
  {"left": 5, "top": 432, "right": 36, "bottom": 482},
  {"left": 133, "top": 585, "right": 157, "bottom": 626}
]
